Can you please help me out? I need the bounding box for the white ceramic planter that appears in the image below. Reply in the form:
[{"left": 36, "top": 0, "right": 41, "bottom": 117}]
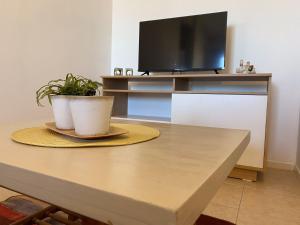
[
  {"left": 69, "top": 96, "right": 114, "bottom": 135},
  {"left": 51, "top": 95, "right": 74, "bottom": 130}
]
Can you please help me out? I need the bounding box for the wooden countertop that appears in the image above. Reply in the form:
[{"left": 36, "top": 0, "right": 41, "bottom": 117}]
[
  {"left": 0, "top": 120, "right": 250, "bottom": 225},
  {"left": 101, "top": 73, "right": 272, "bottom": 79}
]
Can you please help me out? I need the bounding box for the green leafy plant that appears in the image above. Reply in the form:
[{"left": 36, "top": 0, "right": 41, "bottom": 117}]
[{"left": 36, "top": 73, "right": 102, "bottom": 106}]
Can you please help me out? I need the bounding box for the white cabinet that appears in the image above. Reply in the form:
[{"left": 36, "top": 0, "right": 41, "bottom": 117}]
[{"left": 171, "top": 94, "right": 268, "bottom": 169}]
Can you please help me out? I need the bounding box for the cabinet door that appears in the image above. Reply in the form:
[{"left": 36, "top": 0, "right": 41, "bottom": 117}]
[{"left": 171, "top": 94, "right": 268, "bottom": 169}]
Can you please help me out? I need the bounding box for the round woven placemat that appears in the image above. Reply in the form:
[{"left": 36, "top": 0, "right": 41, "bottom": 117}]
[{"left": 11, "top": 123, "right": 160, "bottom": 148}]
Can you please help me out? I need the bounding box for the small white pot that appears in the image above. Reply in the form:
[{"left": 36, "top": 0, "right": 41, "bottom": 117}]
[
  {"left": 69, "top": 96, "right": 114, "bottom": 135},
  {"left": 51, "top": 95, "right": 74, "bottom": 130}
]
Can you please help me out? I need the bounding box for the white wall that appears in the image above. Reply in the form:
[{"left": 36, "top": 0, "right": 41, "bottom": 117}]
[
  {"left": 0, "top": 0, "right": 112, "bottom": 123},
  {"left": 111, "top": 0, "right": 300, "bottom": 168}
]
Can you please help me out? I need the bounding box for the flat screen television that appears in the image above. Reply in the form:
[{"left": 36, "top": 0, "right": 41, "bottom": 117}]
[{"left": 138, "top": 12, "right": 227, "bottom": 73}]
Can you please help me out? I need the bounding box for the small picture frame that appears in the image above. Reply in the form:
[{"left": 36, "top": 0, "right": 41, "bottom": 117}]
[
  {"left": 114, "top": 68, "right": 123, "bottom": 76},
  {"left": 125, "top": 68, "right": 133, "bottom": 76}
]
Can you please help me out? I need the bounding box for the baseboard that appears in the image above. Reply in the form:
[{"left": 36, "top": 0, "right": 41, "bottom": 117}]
[
  {"left": 266, "top": 160, "right": 295, "bottom": 171},
  {"left": 235, "top": 164, "right": 263, "bottom": 172},
  {"left": 229, "top": 168, "right": 257, "bottom": 181}
]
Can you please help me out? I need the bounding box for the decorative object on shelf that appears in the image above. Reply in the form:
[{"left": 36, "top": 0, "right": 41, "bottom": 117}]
[
  {"left": 11, "top": 123, "right": 160, "bottom": 148},
  {"left": 236, "top": 59, "right": 256, "bottom": 74},
  {"left": 36, "top": 73, "right": 115, "bottom": 135},
  {"left": 114, "top": 68, "right": 123, "bottom": 76},
  {"left": 125, "top": 68, "right": 134, "bottom": 76}
]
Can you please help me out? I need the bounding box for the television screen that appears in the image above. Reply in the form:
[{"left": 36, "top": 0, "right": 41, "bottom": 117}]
[{"left": 138, "top": 12, "right": 227, "bottom": 73}]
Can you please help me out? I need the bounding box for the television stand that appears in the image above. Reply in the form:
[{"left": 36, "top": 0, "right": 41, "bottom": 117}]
[
  {"left": 142, "top": 70, "right": 219, "bottom": 75},
  {"left": 101, "top": 73, "right": 272, "bottom": 181},
  {"left": 141, "top": 71, "right": 150, "bottom": 76}
]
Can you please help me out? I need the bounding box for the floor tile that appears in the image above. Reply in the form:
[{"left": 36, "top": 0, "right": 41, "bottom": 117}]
[
  {"left": 237, "top": 186, "right": 300, "bottom": 225},
  {"left": 203, "top": 202, "right": 238, "bottom": 223},
  {"left": 210, "top": 182, "right": 244, "bottom": 208},
  {"left": 237, "top": 209, "right": 300, "bottom": 225},
  {"left": 245, "top": 168, "right": 300, "bottom": 197},
  {"left": 224, "top": 177, "right": 247, "bottom": 188}
]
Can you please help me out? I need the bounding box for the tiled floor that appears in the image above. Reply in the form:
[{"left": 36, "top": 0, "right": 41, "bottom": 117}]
[
  {"left": 0, "top": 168, "right": 299, "bottom": 225},
  {"left": 203, "top": 168, "right": 300, "bottom": 225}
]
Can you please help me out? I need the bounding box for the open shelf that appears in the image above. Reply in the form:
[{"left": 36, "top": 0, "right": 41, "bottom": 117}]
[
  {"left": 112, "top": 115, "right": 171, "bottom": 123},
  {"left": 103, "top": 89, "right": 173, "bottom": 94},
  {"left": 104, "top": 89, "right": 267, "bottom": 95}
]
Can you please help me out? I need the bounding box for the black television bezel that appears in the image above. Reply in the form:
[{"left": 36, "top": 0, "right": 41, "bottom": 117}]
[{"left": 138, "top": 11, "right": 228, "bottom": 73}]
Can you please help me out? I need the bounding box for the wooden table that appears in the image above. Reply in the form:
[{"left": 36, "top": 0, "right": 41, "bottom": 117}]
[{"left": 0, "top": 120, "right": 249, "bottom": 225}]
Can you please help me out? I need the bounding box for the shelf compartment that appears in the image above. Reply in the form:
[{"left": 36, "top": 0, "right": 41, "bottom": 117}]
[
  {"left": 128, "top": 78, "right": 174, "bottom": 93},
  {"left": 102, "top": 78, "right": 128, "bottom": 90},
  {"left": 103, "top": 89, "right": 173, "bottom": 94},
  {"left": 127, "top": 93, "right": 172, "bottom": 122},
  {"left": 174, "top": 78, "right": 268, "bottom": 95},
  {"left": 112, "top": 115, "right": 171, "bottom": 123}
]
